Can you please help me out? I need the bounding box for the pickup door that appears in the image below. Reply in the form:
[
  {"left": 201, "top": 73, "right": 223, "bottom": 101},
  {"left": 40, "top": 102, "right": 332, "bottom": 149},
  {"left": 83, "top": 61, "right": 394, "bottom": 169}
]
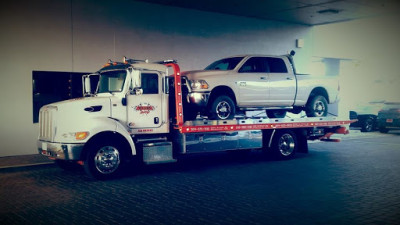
[{"left": 237, "top": 57, "right": 296, "bottom": 107}]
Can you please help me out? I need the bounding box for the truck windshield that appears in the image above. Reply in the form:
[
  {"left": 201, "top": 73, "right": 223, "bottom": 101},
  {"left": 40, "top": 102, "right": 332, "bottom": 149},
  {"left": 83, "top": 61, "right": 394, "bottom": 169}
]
[
  {"left": 97, "top": 70, "right": 127, "bottom": 93},
  {"left": 205, "top": 57, "right": 244, "bottom": 70}
]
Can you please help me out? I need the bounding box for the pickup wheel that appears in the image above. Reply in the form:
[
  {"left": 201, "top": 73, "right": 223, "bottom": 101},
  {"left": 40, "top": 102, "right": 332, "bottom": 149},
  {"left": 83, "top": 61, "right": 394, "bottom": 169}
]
[
  {"left": 306, "top": 95, "right": 328, "bottom": 117},
  {"left": 209, "top": 95, "right": 236, "bottom": 120},
  {"left": 84, "top": 140, "right": 125, "bottom": 180},
  {"left": 267, "top": 110, "right": 287, "bottom": 118},
  {"left": 270, "top": 130, "right": 297, "bottom": 160}
]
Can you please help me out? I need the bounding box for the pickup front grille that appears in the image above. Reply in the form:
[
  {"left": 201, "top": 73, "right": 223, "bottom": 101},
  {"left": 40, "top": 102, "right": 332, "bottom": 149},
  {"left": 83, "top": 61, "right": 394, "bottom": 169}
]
[{"left": 39, "top": 106, "right": 57, "bottom": 142}]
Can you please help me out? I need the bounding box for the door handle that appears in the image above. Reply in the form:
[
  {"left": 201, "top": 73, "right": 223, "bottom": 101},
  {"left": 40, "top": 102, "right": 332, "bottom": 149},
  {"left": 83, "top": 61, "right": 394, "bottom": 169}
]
[
  {"left": 286, "top": 77, "right": 294, "bottom": 80},
  {"left": 260, "top": 77, "right": 267, "bottom": 80}
]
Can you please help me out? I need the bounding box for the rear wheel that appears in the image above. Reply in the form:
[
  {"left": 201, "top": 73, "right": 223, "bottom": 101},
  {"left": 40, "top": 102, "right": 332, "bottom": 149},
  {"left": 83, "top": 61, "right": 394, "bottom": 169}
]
[
  {"left": 306, "top": 95, "right": 328, "bottom": 117},
  {"left": 270, "top": 130, "right": 297, "bottom": 160},
  {"left": 84, "top": 140, "right": 125, "bottom": 179},
  {"left": 361, "top": 117, "right": 374, "bottom": 132},
  {"left": 267, "top": 110, "right": 287, "bottom": 118},
  {"left": 209, "top": 95, "right": 236, "bottom": 120}
]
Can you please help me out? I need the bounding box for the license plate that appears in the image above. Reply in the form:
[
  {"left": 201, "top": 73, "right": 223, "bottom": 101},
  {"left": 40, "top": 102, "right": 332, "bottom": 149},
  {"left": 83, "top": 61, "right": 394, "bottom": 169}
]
[{"left": 386, "top": 119, "right": 393, "bottom": 123}]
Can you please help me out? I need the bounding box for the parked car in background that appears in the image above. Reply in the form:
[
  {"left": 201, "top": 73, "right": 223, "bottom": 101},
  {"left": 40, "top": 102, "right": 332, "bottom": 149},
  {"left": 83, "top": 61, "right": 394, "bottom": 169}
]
[
  {"left": 377, "top": 102, "right": 400, "bottom": 133},
  {"left": 182, "top": 52, "right": 340, "bottom": 120},
  {"left": 349, "top": 101, "right": 384, "bottom": 132}
]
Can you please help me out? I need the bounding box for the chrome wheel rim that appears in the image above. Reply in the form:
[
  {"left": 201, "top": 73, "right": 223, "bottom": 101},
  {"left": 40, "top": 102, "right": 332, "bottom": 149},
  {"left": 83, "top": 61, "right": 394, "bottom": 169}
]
[
  {"left": 94, "top": 146, "right": 120, "bottom": 174},
  {"left": 314, "top": 101, "right": 326, "bottom": 117},
  {"left": 216, "top": 101, "right": 231, "bottom": 119},
  {"left": 278, "top": 134, "right": 295, "bottom": 156}
]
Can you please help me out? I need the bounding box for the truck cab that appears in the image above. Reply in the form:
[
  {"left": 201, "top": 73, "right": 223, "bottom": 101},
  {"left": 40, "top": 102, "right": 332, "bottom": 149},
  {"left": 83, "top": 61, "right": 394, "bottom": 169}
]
[{"left": 38, "top": 59, "right": 174, "bottom": 178}]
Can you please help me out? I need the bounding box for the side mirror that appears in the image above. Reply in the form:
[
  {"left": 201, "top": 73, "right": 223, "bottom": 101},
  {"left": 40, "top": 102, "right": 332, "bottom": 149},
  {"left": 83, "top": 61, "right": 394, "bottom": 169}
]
[
  {"left": 82, "top": 75, "right": 91, "bottom": 96},
  {"left": 131, "top": 70, "right": 141, "bottom": 88}
]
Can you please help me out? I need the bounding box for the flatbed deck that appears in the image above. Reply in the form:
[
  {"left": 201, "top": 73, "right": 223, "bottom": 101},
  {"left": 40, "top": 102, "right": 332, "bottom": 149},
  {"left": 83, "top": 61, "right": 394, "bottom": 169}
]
[{"left": 180, "top": 117, "right": 354, "bottom": 133}]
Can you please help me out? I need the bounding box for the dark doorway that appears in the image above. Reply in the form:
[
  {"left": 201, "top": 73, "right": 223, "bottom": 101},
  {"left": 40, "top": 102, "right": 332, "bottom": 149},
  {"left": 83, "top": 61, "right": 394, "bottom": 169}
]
[{"left": 32, "top": 71, "right": 90, "bottom": 123}]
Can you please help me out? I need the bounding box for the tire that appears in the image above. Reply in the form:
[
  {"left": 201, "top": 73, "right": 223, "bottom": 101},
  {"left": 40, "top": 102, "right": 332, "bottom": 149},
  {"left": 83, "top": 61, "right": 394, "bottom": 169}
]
[
  {"left": 306, "top": 95, "right": 328, "bottom": 117},
  {"left": 55, "top": 160, "right": 82, "bottom": 171},
  {"left": 267, "top": 110, "right": 287, "bottom": 118},
  {"left": 270, "top": 130, "right": 297, "bottom": 160},
  {"left": 84, "top": 140, "right": 125, "bottom": 180},
  {"left": 209, "top": 95, "right": 236, "bottom": 120},
  {"left": 361, "top": 117, "right": 374, "bottom": 132},
  {"left": 379, "top": 126, "right": 389, "bottom": 133}
]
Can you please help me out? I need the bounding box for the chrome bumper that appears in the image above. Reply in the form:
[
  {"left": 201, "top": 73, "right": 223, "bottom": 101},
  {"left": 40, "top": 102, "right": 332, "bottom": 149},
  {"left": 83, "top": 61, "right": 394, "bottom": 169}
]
[
  {"left": 37, "top": 140, "right": 85, "bottom": 160},
  {"left": 187, "top": 92, "right": 210, "bottom": 107}
]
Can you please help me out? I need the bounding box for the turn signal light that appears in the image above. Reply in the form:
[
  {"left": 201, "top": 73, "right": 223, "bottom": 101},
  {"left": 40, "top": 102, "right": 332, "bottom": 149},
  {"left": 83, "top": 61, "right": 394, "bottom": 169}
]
[{"left": 75, "top": 132, "right": 89, "bottom": 140}]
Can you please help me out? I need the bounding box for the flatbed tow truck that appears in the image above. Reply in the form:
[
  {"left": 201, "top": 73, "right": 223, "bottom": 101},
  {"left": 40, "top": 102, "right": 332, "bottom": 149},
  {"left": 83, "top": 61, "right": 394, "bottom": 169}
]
[{"left": 37, "top": 59, "right": 353, "bottom": 179}]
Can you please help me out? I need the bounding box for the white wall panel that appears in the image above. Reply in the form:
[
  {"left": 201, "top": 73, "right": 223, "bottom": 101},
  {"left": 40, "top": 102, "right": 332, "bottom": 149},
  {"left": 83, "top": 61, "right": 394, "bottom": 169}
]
[{"left": 0, "top": 0, "right": 311, "bottom": 156}]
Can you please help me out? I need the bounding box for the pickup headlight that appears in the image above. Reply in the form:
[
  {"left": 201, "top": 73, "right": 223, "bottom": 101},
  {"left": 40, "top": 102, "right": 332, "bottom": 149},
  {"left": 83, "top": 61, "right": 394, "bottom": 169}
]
[{"left": 190, "top": 80, "right": 209, "bottom": 90}]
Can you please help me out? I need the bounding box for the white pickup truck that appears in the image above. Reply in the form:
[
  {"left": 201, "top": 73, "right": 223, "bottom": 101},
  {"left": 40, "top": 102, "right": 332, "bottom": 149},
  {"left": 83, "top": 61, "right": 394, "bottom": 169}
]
[{"left": 182, "top": 51, "right": 340, "bottom": 120}]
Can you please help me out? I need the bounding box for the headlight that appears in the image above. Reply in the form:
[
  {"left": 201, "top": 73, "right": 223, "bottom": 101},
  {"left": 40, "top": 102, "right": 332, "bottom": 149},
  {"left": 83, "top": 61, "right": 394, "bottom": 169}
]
[{"left": 190, "top": 80, "right": 209, "bottom": 90}]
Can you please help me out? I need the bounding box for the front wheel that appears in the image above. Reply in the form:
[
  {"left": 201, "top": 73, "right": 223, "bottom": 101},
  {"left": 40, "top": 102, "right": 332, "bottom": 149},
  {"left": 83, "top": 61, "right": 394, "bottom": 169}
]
[
  {"left": 306, "top": 95, "right": 328, "bottom": 117},
  {"left": 208, "top": 95, "right": 236, "bottom": 120},
  {"left": 270, "top": 130, "right": 297, "bottom": 160},
  {"left": 84, "top": 140, "right": 125, "bottom": 180}
]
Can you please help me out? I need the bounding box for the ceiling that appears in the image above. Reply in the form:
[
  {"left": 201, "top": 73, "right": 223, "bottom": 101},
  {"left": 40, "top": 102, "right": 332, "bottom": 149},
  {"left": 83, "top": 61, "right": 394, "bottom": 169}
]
[{"left": 135, "top": 0, "right": 399, "bottom": 25}]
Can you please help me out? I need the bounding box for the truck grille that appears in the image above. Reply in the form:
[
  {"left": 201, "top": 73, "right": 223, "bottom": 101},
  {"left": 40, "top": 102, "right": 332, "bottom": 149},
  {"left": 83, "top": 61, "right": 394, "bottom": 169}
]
[{"left": 39, "top": 106, "right": 57, "bottom": 141}]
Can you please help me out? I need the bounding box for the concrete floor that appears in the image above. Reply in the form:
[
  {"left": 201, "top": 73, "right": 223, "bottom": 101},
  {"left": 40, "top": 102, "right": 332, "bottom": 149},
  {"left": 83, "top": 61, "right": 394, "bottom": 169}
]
[{"left": 1, "top": 130, "right": 399, "bottom": 224}]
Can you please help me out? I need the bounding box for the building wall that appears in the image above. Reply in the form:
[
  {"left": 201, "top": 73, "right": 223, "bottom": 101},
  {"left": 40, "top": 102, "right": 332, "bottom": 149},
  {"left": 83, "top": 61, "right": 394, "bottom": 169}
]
[
  {"left": 0, "top": 0, "right": 312, "bottom": 156},
  {"left": 312, "top": 14, "right": 400, "bottom": 112}
]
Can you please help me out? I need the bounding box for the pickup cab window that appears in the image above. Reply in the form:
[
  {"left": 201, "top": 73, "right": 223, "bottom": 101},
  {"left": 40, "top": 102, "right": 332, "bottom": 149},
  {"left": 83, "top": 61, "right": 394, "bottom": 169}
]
[
  {"left": 267, "top": 57, "right": 288, "bottom": 73},
  {"left": 205, "top": 57, "right": 244, "bottom": 70},
  {"left": 239, "top": 57, "right": 288, "bottom": 73},
  {"left": 239, "top": 57, "right": 268, "bottom": 73}
]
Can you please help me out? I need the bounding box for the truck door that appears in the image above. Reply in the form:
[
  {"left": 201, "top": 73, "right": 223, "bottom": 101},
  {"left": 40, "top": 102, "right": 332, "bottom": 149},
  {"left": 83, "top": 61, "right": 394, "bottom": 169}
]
[
  {"left": 266, "top": 57, "right": 296, "bottom": 106},
  {"left": 237, "top": 57, "right": 270, "bottom": 107},
  {"left": 127, "top": 71, "right": 166, "bottom": 132}
]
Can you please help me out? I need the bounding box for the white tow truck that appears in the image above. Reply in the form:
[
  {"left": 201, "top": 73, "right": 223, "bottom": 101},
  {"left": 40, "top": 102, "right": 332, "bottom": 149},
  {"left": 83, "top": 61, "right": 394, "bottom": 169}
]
[{"left": 38, "top": 58, "right": 353, "bottom": 179}]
